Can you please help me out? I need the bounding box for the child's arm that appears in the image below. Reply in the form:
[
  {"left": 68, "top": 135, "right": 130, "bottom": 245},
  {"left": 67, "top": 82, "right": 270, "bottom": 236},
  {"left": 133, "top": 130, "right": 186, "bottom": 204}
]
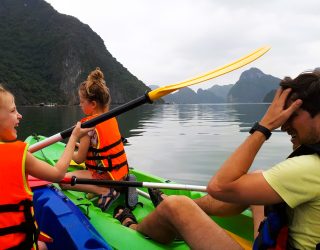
[
  {"left": 26, "top": 122, "right": 93, "bottom": 182},
  {"left": 72, "top": 135, "right": 90, "bottom": 164}
]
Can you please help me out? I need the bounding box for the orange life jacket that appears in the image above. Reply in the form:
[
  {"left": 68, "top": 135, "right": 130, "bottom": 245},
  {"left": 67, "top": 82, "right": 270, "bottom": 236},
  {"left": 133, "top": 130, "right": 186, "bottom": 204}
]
[
  {"left": 81, "top": 116, "right": 129, "bottom": 180},
  {"left": 0, "top": 141, "right": 39, "bottom": 250}
]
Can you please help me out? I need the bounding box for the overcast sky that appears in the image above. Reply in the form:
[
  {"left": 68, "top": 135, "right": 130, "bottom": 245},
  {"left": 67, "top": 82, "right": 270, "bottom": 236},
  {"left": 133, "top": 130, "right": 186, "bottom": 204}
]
[{"left": 45, "top": 0, "right": 320, "bottom": 90}]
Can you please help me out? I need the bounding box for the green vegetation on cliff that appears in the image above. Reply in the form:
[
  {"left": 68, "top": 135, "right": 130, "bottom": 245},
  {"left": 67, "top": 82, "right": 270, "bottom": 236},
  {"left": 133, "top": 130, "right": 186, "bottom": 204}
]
[{"left": 0, "top": 0, "right": 150, "bottom": 105}]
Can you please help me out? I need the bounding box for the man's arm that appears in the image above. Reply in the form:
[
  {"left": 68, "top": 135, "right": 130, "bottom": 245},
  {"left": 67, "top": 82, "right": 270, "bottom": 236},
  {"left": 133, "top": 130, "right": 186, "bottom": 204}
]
[{"left": 207, "top": 88, "right": 302, "bottom": 205}]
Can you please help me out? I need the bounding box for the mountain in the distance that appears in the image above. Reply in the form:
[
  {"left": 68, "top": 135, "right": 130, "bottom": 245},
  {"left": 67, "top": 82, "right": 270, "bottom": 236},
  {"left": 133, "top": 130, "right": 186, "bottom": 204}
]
[
  {"left": 0, "top": 0, "right": 149, "bottom": 105},
  {"left": 263, "top": 89, "right": 276, "bottom": 102},
  {"left": 158, "top": 87, "right": 225, "bottom": 104},
  {"left": 207, "top": 84, "right": 233, "bottom": 101},
  {"left": 152, "top": 68, "right": 281, "bottom": 104},
  {"left": 196, "top": 88, "right": 225, "bottom": 103},
  {"left": 227, "top": 68, "right": 280, "bottom": 103},
  {"left": 163, "top": 87, "right": 198, "bottom": 104}
]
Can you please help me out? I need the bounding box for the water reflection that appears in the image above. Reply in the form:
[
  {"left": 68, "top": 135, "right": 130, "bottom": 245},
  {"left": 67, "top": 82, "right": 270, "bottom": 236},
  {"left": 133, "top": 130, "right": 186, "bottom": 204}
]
[
  {"left": 18, "top": 106, "right": 83, "bottom": 140},
  {"left": 17, "top": 104, "right": 291, "bottom": 185},
  {"left": 117, "top": 104, "right": 165, "bottom": 138},
  {"left": 18, "top": 104, "right": 156, "bottom": 140},
  {"left": 227, "top": 103, "right": 269, "bottom": 130},
  {"left": 120, "top": 104, "right": 290, "bottom": 185}
]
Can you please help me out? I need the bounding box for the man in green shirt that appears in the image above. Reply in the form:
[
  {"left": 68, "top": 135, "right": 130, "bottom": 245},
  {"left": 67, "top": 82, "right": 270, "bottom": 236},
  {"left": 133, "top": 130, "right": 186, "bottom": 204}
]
[{"left": 115, "top": 69, "right": 320, "bottom": 249}]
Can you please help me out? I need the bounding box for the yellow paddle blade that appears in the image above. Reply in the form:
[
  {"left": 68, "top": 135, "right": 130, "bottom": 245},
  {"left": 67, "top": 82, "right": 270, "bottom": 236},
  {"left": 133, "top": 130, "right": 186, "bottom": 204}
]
[
  {"left": 226, "top": 230, "right": 253, "bottom": 250},
  {"left": 148, "top": 46, "right": 271, "bottom": 101}
]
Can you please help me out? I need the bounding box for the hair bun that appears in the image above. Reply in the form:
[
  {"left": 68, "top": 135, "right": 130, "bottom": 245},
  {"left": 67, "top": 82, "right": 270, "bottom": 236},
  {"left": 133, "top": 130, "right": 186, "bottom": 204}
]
[{"left": 87, "top": 67, "right": 104, "bottom": 82}]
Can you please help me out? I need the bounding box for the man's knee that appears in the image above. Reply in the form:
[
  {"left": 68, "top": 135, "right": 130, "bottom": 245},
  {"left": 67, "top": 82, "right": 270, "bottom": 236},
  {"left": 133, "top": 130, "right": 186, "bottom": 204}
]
[{"left": 158, "top": 195, "right": 194, "bottom": 217}]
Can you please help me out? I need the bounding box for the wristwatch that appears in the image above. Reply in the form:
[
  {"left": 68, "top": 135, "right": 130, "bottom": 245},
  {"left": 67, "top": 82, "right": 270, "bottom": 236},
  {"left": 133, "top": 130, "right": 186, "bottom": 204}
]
[{"left": 249, "top": 122, "right": 272, "bottom": 140}]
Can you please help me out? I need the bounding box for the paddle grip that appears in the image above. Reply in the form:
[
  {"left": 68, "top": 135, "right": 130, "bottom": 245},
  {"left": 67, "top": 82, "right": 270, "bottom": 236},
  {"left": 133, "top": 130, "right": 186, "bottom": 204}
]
[{"left": 60, "top": 93, "right": 152, "bottom": 139}]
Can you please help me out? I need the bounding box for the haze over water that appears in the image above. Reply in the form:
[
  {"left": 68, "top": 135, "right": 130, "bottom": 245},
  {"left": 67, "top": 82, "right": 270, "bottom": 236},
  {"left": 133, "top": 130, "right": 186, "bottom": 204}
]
[{"left": 18, "top": 104, "right": 291, "bottom": 185}]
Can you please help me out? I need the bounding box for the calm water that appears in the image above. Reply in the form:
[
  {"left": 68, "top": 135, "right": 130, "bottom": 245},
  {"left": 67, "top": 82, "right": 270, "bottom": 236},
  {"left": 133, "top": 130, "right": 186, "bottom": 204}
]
[{"left": 18, "top": 104, "right": 291, "bottom": 186}]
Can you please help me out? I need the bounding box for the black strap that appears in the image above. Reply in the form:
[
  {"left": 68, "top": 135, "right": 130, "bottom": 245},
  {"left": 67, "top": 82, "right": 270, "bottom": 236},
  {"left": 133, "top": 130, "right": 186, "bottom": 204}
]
[
  {"left": 288, "top": 143, "right": 320, "bottom": 158},
  {"left": 86, "top": 160, "right": 128, "bottom": 172},
  {"left": 88, "top": 138, "right": 122, "bottom": 153},
  {"left": 0, "top": 199, "right": 32, "bottom": 213},
  {"left": 0, "top": 204, "right": 24, "bottom": 212},
  {"left": 87, "top": 149, "right": 125, "bottom": 161},
  {"left": 0, "top": 222, "right": 29, "bottom": 236},
  {"left": 0, "top": 199, "right": 38, "bottom": 250}
]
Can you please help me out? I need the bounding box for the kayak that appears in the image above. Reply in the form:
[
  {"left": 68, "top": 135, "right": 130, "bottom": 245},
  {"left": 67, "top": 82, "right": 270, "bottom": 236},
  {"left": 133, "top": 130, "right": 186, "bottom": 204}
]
[
  {"left": 32, "top": 185, "right": 112, "bottom": 250},
  {"left": 26, "top": 135, "right": 254, "bottom": 250}
]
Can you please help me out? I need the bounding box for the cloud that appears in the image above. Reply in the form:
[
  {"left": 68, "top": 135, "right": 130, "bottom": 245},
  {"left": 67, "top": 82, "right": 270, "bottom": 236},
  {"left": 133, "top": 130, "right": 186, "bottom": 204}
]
[{"left": 45, "top": 0, "right": 320, "bottom": 89}]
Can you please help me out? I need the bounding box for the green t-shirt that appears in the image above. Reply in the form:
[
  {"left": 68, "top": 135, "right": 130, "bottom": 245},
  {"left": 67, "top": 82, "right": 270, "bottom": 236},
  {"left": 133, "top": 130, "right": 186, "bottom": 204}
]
[{"left": 263, "top": 154, "right": 320, "bottom": 249}]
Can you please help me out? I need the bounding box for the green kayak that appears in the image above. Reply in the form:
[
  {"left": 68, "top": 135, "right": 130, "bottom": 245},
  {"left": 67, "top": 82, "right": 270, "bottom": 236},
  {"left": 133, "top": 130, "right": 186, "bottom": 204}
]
[{"left": 25, "top": 135, "right": 253, "bottom": 250}]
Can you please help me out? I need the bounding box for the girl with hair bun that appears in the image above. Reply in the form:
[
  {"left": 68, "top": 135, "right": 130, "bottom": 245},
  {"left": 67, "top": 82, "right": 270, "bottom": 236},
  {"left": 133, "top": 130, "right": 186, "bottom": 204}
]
[{"left": 60, "top": 67, "right": 130, "bottom": 211}]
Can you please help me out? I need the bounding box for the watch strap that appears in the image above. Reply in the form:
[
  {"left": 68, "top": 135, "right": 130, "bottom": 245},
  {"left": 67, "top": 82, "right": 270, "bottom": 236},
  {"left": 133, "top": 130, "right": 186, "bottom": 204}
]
[{"left": 249, "top": 122, "right": 272, "bottom": 140}]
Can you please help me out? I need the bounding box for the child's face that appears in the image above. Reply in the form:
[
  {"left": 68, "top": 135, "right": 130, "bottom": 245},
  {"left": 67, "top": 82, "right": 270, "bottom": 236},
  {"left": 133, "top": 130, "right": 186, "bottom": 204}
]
[
  {"left": 79, "top": 93, "right": 95, "bottom": 116},
  {"left": 0, "top": 93, "right": 22, "bottom": 141}
]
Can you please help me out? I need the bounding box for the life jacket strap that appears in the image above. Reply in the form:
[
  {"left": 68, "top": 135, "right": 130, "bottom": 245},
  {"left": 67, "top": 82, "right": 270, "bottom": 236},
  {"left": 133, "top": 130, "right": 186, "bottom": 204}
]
[
  {"left": 88, "top": 138, "right": 122, "bottom": 153},
  {"left": 0, "top": 204, "right": 21, "bottom": 212},
  {"left": 86, "top": 160, "right": 128, "bottom": 172},
  {"left": 86, "top": 149, "right": 125, "bottom": 161},
  {"left": 0, "top": 199, "right": 39, "bottom": 250},
  {"left": 0, "top": 222, "right": 29, "bottom": 236}
]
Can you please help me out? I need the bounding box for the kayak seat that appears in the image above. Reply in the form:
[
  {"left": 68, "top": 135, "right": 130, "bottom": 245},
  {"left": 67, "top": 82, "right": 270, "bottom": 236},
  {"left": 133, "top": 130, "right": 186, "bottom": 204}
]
[{"left": 125, "top": 174, "right": 139, "bottom": 209}]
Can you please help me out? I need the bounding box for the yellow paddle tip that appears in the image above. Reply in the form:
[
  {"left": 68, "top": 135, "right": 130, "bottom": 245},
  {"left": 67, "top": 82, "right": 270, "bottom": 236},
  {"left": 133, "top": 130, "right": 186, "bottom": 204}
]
[
  {"left": 226, "top": 230, "right": 253, "bottom": 250},
  {"left": 147, "top": 45, "right": 271, "bottom": 101}
]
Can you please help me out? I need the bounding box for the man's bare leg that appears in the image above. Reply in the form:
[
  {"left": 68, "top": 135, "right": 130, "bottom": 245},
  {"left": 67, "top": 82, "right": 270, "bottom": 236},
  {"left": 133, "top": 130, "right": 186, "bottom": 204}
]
[
  {"left": 136, "top": 195, "right": 243, "bottom": 250},
  {"left": 250, "top": 205, "right": 264, "bottom": 238}
]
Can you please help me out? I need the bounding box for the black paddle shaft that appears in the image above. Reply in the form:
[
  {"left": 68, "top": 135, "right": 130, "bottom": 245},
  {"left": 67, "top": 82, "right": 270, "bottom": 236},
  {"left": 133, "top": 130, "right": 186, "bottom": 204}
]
[
  {"left": 70, "top": 176, "right": 144, "bottom": 188},
  {"left": 60, "top": 93, "right": 152, "bottom": 139}
]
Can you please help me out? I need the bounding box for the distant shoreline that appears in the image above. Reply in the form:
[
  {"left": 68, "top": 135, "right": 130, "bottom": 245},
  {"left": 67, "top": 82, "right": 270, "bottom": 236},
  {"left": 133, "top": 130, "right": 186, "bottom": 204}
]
[{"left": 18, "top": 102, "right": 271, "bottom": 108}]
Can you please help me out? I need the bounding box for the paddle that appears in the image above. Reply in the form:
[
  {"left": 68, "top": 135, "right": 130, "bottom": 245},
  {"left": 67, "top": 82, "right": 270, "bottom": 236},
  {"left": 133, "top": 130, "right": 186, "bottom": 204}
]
[
  {"left": 28, "top": 46, "right": 270, "bottom": 153},
  {"left": 63, "top": 176, "right": 207, "bottom": 192},
  {"left": 28, "top": 176, "right": 207, "bottom": 192}
]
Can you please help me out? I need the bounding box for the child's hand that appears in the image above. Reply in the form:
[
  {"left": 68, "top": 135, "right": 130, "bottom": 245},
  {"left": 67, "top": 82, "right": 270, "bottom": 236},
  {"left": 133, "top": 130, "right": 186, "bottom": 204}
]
[{"left": 71, "top": 122, "right": 94, "bottom": 139}]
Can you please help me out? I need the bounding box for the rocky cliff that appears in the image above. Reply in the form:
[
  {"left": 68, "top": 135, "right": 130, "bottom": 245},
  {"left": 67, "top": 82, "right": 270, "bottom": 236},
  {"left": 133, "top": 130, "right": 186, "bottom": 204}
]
[
  {"left": 227, "top": 68, "right": 280, "bottom": 103},
  {"left": 0, "top": 0, "right": 149, "bottom": 105}
]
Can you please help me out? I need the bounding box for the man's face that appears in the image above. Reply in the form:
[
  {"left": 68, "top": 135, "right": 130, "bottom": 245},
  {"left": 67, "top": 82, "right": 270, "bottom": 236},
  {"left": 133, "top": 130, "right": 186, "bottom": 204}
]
[{"left": 281, "top": 106, "right": 320, "bottom": 146}]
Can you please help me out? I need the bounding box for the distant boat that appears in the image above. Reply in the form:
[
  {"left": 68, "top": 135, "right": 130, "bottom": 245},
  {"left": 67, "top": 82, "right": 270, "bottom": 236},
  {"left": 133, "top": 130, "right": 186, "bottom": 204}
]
[
  {"left": 43, "top": 103, "right": 57, "bottom": 107},
  {"left": 45, "top": 103, "right": 57, "bottom": 107},
  {"left": 39, "top": 102, "right": 57, "bottom": 107}
]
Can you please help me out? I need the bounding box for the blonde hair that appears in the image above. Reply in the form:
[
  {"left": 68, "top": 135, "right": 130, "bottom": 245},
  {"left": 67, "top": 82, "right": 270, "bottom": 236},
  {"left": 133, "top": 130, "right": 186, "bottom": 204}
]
[
  {"left": 79, "top": 67, "right": 111, "bottom": 108},
  {"left": 0, "top": 84, "right": 13, "bottom": 108}
]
